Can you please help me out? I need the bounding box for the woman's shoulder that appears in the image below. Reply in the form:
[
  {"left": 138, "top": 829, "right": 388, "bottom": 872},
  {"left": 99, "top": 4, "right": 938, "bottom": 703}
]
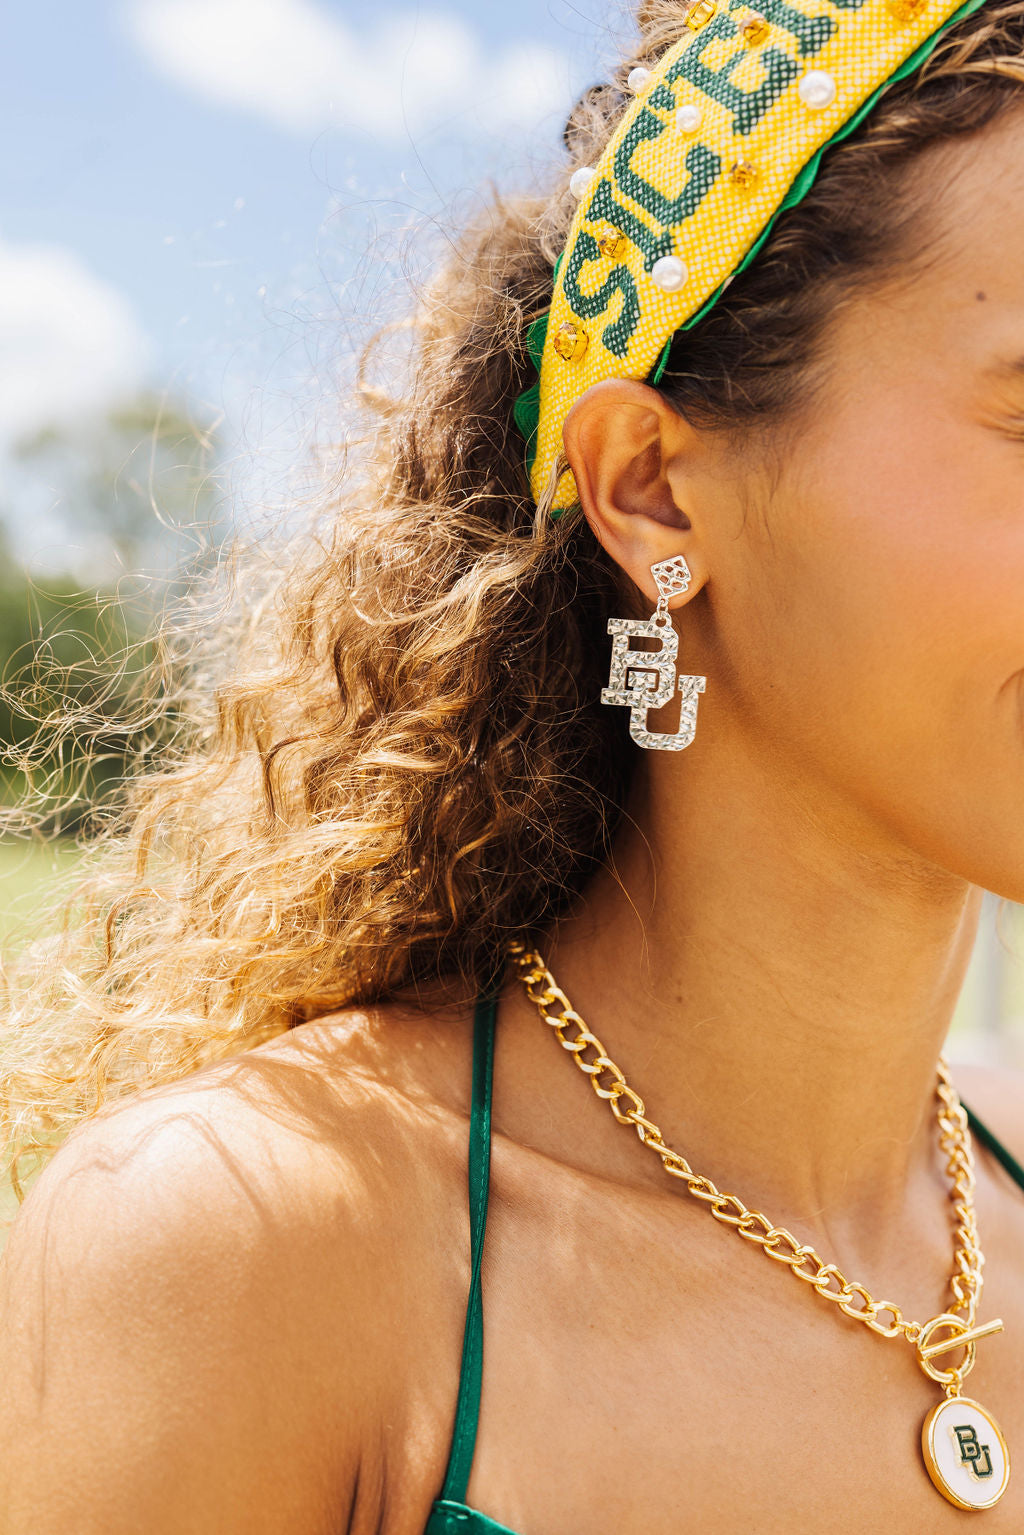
[
  {"left": 0, "top": 993, "right": 478, "bottom": 1532},
  {"left": 9, "top": 990, "right": 475, "bottom": 1252}
]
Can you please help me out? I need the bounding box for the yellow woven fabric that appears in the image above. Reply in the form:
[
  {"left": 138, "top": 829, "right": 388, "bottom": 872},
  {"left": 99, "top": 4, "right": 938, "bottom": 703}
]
[{"left": 532, "top": 0, "right": 980, "bottom": 508}]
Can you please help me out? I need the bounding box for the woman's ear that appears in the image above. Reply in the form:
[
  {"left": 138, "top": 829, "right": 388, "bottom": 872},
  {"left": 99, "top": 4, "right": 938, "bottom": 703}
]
[{"left": 562, "top": 377, "right": 709, "bottom": 610}]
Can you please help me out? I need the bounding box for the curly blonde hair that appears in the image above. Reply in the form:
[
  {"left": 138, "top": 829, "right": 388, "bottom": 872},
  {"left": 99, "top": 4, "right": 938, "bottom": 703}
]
[{"left": 3, "top": 0, "right": 1024, "bottom": 1196}]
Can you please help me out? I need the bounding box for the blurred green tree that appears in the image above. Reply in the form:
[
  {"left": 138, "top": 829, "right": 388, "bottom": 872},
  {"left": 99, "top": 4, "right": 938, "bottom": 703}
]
[
  {"left": 0, "top": 392, "right": 224, "bottom": 830},
  {"left": 7, "top": 390, "right": 224, "bottom": 578}
]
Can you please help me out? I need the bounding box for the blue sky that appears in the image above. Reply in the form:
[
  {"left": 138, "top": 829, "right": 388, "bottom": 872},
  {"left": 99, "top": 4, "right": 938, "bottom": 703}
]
[{"left": 2, "top": 0, "right": 625, "bottom": 555}]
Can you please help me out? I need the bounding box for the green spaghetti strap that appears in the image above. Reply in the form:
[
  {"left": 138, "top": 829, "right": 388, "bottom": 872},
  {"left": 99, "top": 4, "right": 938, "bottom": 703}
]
[
  {"left": 438, "top": 987, "right": 499, "bottom": 1504},
  {"left": 963, "top": 1100, "right": 1024, "bottom": 1194}
]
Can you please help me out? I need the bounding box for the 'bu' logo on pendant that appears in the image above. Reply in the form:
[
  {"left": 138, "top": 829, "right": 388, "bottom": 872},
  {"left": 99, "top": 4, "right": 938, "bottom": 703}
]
[
  {"left": 600, "top": 615, "right": 705, "bottom": 751},
  {"left": 921, "top": 1396, "right": 1011, "bottom": 1510},
  {"left": 953, "top": 1423, "right": 995, "bottom": 1480}
]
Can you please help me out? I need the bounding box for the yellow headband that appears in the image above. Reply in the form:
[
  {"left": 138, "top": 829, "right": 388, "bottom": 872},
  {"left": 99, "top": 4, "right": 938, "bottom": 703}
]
[{"left": 519, "top": 0, "right": 985, "bottom": 510}]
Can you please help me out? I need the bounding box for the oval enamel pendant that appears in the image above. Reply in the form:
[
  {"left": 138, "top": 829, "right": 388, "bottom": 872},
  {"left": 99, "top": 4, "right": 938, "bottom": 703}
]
[{"left": 921, "top": 1397, "right": 1011, "bottom": 1510}]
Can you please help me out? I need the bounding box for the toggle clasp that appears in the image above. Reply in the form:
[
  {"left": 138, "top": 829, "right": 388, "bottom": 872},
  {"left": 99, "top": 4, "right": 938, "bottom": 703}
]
[{"left": 916, "top": 1313, "right": 1005, "bottom": 1387}]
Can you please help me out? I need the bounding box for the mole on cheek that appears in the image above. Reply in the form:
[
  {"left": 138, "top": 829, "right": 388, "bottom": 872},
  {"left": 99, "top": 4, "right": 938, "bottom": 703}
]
[{"left": 976, "top": 291, "right": 988, "bottom": 301}]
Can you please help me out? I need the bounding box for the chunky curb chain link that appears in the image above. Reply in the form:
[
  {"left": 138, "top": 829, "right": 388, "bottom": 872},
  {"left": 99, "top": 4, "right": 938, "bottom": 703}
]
[{"left": 508, "top": 942, "right": 985, "bottom": 1366}]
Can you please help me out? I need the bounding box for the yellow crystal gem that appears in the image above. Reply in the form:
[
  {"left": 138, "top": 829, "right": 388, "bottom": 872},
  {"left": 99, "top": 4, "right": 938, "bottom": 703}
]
[
  {"left": 683, "top": 0, "right": 717, "bottom": 30},
  {"left": 887, "top": 0, "right": 925, "bottom": 19},
  {"left": 729, "top": 158, "right": 759, "bottom": 189},
  {"left": 739, "top": 11, "right": 770, "bottom": 43},
  {"left": 553, "top": 321, "right": 588, "bottom": 363},
  {"left": 597, "top": 230, "right": 625, "bottom": 259}
]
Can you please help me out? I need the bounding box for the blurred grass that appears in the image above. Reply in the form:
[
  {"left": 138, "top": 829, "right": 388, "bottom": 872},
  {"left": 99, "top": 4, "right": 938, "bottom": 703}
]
[
  {"left": 0, "top": 836, "right": 81, "bottom": 948},
  {"left": 0, "top": 837, "right": 83, "bottom": 1238}
]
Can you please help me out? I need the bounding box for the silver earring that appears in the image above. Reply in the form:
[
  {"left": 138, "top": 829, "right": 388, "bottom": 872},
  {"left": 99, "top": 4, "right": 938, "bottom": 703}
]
[{"left": 600, "top": 556, "right": 706, "bottom": 751}]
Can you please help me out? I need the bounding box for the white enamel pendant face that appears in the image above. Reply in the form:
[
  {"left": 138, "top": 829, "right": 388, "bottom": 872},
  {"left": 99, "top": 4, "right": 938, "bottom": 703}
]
[{"left": 921, "top": 1397, "right": 1010, "bottom": 1510}]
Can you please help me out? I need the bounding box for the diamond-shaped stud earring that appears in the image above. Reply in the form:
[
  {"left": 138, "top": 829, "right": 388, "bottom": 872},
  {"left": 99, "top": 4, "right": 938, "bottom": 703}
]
[{"left": 652, "top": 555, "right": 693, "bottom": 608}]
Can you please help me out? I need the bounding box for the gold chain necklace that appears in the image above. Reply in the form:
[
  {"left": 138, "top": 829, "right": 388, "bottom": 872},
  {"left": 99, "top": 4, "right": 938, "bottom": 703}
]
[{"left": 508, "top": 941, "right": 1011, "bottom": 1511}]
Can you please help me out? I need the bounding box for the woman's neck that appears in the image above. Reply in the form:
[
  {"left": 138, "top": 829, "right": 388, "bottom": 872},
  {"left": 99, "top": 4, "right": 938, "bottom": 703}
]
[{"left": 538, "top": 731, "right": 982, "bottom": 1267}]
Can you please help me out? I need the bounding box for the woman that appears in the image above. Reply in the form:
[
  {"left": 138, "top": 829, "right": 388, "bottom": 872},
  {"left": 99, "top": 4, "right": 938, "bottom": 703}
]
[{"left": 1, "top": 0, "right": 1023, "bottom": 1527}]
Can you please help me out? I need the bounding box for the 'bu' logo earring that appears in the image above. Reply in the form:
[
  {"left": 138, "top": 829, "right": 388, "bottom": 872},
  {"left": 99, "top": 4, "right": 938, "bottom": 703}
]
[{"left": 600, "top": 556, "right": 706, "bottom": 752}]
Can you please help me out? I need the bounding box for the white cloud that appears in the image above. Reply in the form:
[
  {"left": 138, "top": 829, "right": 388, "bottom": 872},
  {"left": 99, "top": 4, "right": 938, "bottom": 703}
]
[
  {"left": 0, "top": 237, "right": 150, "bottom": 447},
  {"left": 123, "top": 0, "right": 572, "bottom": 142},
  {"left": 484, "top": 41, "right": 580, "bottom": 133}
]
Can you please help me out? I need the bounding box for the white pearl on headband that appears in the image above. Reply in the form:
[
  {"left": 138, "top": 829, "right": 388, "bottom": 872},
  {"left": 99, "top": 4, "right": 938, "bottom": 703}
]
[
  {"left": 569, "top": 165, "right": 597, "bottom": 198},
  {"left": 627, "top": 66, "right": 653, "bottom": 92},
  {"left": 651, "top": 254, "right": 688, "bottom": 292},
  {"left": 675, "top": 103, "right": 703, "bottom": 132},
  {"left": 798, "top": 69, "right": 837, "bottom": 109}
]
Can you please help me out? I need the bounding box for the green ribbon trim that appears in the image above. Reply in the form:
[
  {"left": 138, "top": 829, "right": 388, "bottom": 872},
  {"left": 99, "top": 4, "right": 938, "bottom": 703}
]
[
  {"left": 512, "top": 0, "right": 987, "bottom": 513},
  {"left": 512, "top": 253, "right": 561, "bottom": 479}
]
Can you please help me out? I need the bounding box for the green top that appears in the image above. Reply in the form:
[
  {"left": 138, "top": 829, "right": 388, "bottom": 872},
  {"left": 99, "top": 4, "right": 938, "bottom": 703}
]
[{"left": 424, "top": 992, "right": 1024, "bottom": 1535}]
